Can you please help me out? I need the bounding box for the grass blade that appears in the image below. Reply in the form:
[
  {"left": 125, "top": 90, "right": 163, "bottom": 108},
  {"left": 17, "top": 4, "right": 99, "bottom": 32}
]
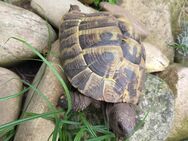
[
  {"left": 0, "top": 111, "right": 62, "bottom": 132},
  {"left": 74, "top": 128, "right": 87, "bottom": 141},
  {"left": 80, "top": 113, "right": 97, "bottom": 137}
]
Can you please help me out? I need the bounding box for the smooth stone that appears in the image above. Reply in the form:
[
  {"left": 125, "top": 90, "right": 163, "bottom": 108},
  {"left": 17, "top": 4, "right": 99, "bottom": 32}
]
[
  {"left": 14, "top": 40, "right": 66, "bottom": 141},
  {"left": 0, "top": 67, "right": 23, "bottom": 132},
  {"left": 129, "top": 74, "right": 174, "bottom": 141},
  {"left": 143, "top": 42, "right": 170, "bottom": 73},
  {"left": 118, "top": 0, "right": 174, "bottom": 62},
  {"left": 0, "top": 1, "right": 56, "bottom": 66},
  {"left": 159, "top": 64, "right": 188, "bottom": 141},
  {"left": 31, "top": 0, "right": 96, "bottom": 28}
]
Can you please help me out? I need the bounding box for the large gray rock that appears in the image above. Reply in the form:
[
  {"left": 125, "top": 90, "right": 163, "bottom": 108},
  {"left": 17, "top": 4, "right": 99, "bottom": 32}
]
[
  {"left": 0, "top": 67, "right": 23, "bottom": 138},
  {"left": 31, "top": 0, "right": 96, "bottom": 28},
  {"left": 118, "top": 0, "right": 174, "bottom": 62},
  {"left": 14, "top": 40, "right": 66, "bottom": 141},
  {"left": 159, "top": 64, "right": 188, "bottom": 141},
  {"left": 128, "top": 74, "right": 174, "bottom": 141},
  {"left": 0, "top": 1, "right": 56, "bottom": 66}
]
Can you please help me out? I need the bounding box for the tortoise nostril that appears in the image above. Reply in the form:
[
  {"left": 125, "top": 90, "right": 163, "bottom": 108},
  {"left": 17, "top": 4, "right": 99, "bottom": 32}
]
[{"left": 117, "top": 121, "right": 125, "bottom": 133}]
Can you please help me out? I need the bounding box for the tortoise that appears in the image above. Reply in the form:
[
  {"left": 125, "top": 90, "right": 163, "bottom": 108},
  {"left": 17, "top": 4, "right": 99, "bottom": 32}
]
[{"left": 58, "top": 5, "right": 145, "bottom": 137}]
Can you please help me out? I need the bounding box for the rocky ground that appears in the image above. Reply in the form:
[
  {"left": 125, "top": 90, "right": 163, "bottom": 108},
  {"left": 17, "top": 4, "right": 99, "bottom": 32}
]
[{"left": 0, "top": 0, "right": 188, "bottom": 141}]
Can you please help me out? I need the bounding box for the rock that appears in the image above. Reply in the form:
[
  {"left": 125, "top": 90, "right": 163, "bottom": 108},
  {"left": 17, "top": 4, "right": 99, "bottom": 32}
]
[
  {"left": 143, "top": 42, "right": 170, "bottom": 72},
  {"left": 0, "top": 1, "right": 56, "bottom": 66},
  {"left": 0, "top": 67, "right": 23, "bottom": 132},
  {"left": 14, "top": 40, "right": 66, "bottom": 141},
  {"left": 118, "top": 0, "right": 174, "bottom": 62},
  {"left": 128, "top": 74, "right": 174, "bottom": 141},
  {"left": 31, "top": 0, "right": 96, "bottom": 28},
  {"left": 159, "top": 64, "right": 188, "bottom": 141}
]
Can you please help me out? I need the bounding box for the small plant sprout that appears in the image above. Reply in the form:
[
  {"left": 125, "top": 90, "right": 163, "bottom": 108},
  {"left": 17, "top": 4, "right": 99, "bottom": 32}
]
[{"left": 170, "top": 27, "right": 188, "bottom": 56}]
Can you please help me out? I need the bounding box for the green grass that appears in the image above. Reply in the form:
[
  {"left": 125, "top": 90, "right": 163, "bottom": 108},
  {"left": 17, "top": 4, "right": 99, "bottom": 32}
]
[
  {"left": 169, "top": 27, "right": 188, "bottom": 56},
  {"left": 170, "top": 0, "right": 188, "bottom": 56},
  {"left": 170, "top": 43, "right": 188, "bottom": 56}
]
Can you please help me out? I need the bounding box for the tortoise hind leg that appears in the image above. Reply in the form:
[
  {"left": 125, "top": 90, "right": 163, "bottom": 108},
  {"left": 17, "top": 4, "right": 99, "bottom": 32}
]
[{"left": 58, "top": 91, "right": 92, "bottom": 112}]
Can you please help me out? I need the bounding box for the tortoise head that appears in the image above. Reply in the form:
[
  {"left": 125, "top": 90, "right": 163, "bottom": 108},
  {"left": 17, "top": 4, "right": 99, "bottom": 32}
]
[
  {"left": 69, "top": 5, "right": 81, "bottom": 12},
  {"left": 106, "top": 103, "right": 136, "bottom": 137}
]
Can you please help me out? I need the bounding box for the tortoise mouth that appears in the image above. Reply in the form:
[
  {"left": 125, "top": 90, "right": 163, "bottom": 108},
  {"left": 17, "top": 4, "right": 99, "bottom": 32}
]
[
  {"left": 113, "top": 121, "right": 130, "bottom": 137},
  {"left": 110, "top": 117, "right": 135, "bottom": 137},
  {"left": 106, "top": 103, "right": 136, "bottom": 137}
]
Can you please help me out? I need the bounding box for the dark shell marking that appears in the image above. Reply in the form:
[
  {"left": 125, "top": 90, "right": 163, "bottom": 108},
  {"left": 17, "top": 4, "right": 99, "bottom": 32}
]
[{"left": 59, "top": 9, "right": 145, "bottom": 104}]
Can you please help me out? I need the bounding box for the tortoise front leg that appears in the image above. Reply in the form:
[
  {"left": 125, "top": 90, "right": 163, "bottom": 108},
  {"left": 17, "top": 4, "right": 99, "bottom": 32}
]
[{"left": 58, "top": 91, "right": 92, "bottom": 112}]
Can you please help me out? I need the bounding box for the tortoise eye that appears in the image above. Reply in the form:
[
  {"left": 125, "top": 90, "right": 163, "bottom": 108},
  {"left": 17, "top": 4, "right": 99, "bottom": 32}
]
[{"left": 57, "top": 96, "right": 68, "bottom": 110}]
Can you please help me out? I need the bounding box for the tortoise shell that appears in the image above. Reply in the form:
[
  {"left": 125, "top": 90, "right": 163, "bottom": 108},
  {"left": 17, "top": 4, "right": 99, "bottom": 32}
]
[{"left": 59, "top": 5, "right": 145, "bottom": 104}]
